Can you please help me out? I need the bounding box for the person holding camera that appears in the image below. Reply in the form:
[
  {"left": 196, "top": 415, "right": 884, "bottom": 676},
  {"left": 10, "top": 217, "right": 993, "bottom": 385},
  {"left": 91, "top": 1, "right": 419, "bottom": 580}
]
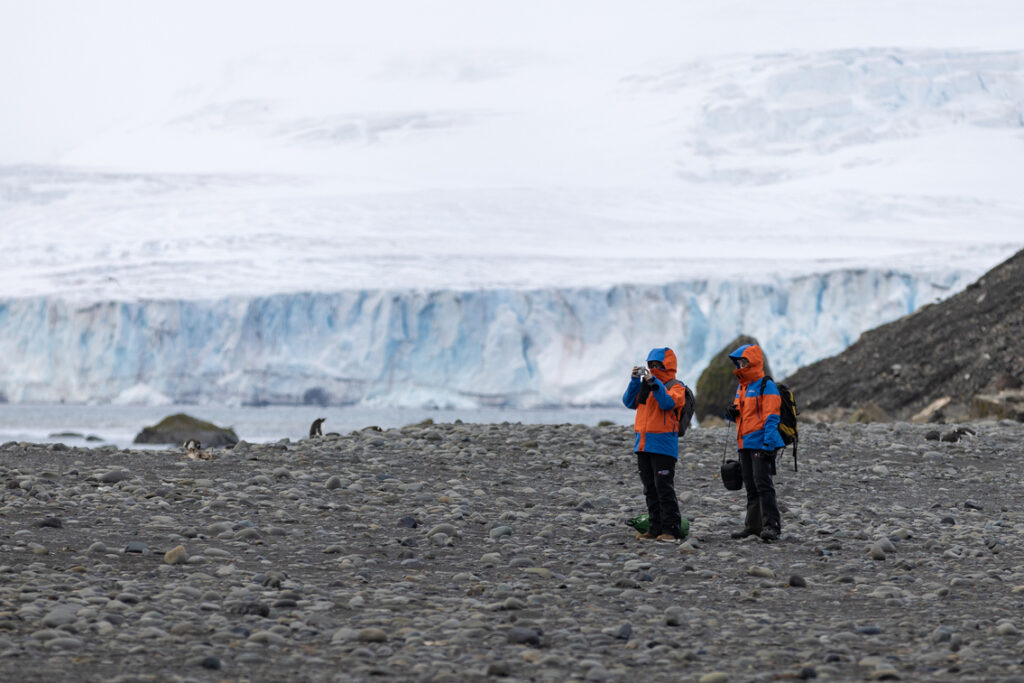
[
  {"left": 724, "top": 343, "right": 785, "bottom": 542},
  {"left": 622, "top": 347, "right": 688, "bottom": 542}
]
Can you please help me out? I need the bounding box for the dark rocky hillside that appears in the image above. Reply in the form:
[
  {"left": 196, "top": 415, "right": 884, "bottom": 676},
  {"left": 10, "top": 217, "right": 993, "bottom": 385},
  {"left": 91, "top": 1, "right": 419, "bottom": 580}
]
[{"left": 785, "top": 247, "right": 1024, "bottom": 421}]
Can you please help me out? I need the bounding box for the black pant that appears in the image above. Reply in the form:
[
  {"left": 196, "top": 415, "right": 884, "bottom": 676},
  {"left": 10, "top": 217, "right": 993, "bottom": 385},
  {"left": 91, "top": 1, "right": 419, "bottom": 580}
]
[
  {"left": 739, "top": 449, "right": 781, "bottom": 533},
  {"left": 636, "top": 451, "right": 682, "bottom": 537}
]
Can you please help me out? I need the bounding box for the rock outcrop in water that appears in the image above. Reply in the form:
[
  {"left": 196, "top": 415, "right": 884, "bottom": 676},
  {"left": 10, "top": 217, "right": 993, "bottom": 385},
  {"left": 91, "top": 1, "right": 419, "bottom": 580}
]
[
  {"left": 786, "top": 248, "right": 1024, "bottom": 422},
  {"left": 133, "top": 413, "right": 239, "bottom": 447}
]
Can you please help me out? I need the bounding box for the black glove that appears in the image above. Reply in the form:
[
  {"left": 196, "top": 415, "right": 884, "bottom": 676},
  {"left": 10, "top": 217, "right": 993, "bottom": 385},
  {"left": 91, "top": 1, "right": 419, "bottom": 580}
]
[{"left": 724, "top": 406, "right": 739, "bottom": 421}]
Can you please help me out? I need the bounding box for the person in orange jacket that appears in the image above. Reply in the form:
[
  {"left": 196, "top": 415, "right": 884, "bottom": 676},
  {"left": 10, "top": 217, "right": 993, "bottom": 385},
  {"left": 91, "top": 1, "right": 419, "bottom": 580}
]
[
  {"left": 622, "top": 347, "right": 688, "bottom": 542},
  {"left": 724, "top": 343, "right": 785, "bottom": 542}
]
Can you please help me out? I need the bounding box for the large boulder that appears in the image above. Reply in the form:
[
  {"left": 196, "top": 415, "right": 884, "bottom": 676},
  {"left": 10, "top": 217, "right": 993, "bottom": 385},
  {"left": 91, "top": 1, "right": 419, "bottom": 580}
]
[
  {"left": 695, "top": 335, "right": 773, "bottom": 423},
  {"left": 847, "top": 402, "right": 891, "bottom": 424},
  {"left": 969, "top": 391, "right": 1024, "bottom": 422},
  {"left": 134, "top": 413, "right": 239, "bottom": 447}
]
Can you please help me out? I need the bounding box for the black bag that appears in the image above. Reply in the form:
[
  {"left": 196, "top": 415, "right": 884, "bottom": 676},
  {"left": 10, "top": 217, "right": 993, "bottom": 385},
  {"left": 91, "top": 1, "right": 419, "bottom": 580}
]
[
  {"left": 721, "top": 458, "right": 742, "bottom": 490},
  {"left": 720, "top": 442, "right": 743, "bottom": 490},
  {"left": 663, "top": 379, "right": 696, "bottom": 436},
  {"left": 719, "top": 429, "right": 743, "bottom": 490}
]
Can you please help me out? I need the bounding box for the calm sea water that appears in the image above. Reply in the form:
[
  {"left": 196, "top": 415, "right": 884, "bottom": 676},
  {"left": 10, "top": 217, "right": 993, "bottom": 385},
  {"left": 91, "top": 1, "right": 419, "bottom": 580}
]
[{"left": 0, "top": 403, "right": 634, "bottom": 449}]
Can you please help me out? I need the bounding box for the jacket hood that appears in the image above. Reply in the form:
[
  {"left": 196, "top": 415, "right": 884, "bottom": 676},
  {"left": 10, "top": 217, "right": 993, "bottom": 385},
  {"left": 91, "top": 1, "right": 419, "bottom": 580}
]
[
  {"left": 646, "top": 347, "right": 678, "bottom": 383},
  {"left": 729, "top": 344, "right": 765, "bottom": 384}
]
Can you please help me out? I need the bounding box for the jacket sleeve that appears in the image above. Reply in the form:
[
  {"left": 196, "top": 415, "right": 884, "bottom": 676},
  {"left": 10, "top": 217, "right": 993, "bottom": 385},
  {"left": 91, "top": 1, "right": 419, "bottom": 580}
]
[
  {"left": 650, "top": 379, "right": 677, "bottom": 411},
  {"left": 762, "top": 380, "right": 785, "bottom": 449},
  {"left": 725, "top": 388, "right": 739, "bottom": 422},
  {"left": 622, "top": 376, "right": 641, "bottom": 409}
]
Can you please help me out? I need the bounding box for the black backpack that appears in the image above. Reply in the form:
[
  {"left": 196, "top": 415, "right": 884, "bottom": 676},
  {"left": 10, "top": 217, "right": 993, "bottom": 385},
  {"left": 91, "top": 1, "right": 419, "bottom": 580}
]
[
  {"left": 663, "top": 379, "right": 696, "bottom": 437},
  {"left": 757, "top": 375, "right": 800, "bottom": 471}
]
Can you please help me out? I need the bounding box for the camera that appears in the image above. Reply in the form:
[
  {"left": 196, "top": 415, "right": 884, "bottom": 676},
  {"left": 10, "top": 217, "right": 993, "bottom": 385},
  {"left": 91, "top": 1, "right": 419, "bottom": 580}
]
[{"left": 635, "top": 366, "right": 651, "bottom": 380}]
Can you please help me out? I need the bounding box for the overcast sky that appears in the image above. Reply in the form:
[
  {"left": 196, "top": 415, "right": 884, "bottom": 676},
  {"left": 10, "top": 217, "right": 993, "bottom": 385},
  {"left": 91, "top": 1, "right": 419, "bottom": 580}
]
[{"left": 1, "top": 0, "right": 1020, "bottom": 164}]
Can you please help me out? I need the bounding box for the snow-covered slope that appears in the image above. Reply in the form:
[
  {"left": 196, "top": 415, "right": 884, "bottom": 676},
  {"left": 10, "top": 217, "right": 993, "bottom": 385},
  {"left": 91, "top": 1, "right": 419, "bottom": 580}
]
[
  {"left": 0, "top": 268, "right": 971, "bottom": 407},
  {"left": 2, "top": 46, "right": 1022, "bottom": 299}
]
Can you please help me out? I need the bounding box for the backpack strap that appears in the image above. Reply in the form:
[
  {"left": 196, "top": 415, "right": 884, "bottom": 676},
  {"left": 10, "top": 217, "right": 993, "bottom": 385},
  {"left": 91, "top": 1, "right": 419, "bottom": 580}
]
[
  {"left": 663, "top": 379, "right": 683, "bottom": 411},
  {"left": 756, "top": 374, "right": 772, "bottom": 421},
  {"left": 663, "top": 379, "right": 684, "bottom": 431}
]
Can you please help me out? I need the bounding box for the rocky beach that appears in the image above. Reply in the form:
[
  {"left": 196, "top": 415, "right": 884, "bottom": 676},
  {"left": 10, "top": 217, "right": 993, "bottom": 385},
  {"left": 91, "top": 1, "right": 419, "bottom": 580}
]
[{"left": 1, "top": 419, "right": 1023, "bottom": 682}]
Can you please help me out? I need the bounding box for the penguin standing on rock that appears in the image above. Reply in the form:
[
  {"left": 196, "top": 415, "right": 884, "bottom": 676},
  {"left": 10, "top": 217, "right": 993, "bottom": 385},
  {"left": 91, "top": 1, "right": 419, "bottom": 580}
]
[{"left": 309, "top": 418, "right": 326, "bottom": 438}]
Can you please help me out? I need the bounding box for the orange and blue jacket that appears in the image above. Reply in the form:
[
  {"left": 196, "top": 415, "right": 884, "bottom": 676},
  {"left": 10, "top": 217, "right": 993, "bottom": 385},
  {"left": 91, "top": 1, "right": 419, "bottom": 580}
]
[
  {"left": 727, "top": 344, "right": 784, "bottom": 451},
  {"left": 622, "top": 347, "right": 687, "bottom": 459}
]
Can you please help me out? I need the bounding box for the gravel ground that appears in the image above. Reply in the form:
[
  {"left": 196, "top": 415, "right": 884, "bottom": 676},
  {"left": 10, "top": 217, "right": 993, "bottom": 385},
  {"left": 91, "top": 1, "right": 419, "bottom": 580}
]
[{"left": 1, "top": 420, "right": 1023, "bottom": 682}]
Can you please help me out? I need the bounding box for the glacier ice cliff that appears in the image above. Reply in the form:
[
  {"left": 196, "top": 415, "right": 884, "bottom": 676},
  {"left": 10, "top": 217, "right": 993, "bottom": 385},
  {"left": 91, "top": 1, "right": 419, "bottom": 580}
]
[{"left": 0, "top": 268, "right": 970, "bottom": 408}]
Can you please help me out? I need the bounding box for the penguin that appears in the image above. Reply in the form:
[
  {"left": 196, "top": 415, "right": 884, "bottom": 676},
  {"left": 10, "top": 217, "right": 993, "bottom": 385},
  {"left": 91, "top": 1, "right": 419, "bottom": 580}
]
[
  {"left": 309, "top": 418, "right": 326, "bottom": 438},
  {"left": 183, "top": 438, "right": 212, "bottom": 460},
  {"left": 940, "top": 426, "right": 976, "bottom": 443}
]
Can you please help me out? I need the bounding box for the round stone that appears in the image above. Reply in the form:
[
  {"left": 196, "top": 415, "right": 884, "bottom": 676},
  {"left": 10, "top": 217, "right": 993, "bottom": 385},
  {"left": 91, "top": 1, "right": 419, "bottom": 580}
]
[
  {"left": 163, "top": 545, "right": 188, "bottom": 565},
  {"left": 357, "top": 627, "right": 387, "bottom": 642},
  {"left": 699, "top": 673, "right": 729, "bottom": 683},
  {"left": 199, "top": 657, "right": 222, "bottom": 670}
]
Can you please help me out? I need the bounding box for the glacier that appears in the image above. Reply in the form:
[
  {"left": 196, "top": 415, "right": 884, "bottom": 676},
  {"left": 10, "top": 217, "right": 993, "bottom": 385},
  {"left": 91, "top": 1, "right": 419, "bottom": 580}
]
[
  {"left": 2, "top": 19, "right": 1023, "bottom": 414},
  {"left": 0, "top": 267, "right": 970, "bottom": 408}
]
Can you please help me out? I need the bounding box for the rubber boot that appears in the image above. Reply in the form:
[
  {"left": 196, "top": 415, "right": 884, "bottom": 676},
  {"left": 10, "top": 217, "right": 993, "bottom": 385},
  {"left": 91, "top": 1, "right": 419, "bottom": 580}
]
[
  {"left": 744, "top": 501, "right": 763, "bottom": 534},
  {"left": 731, "top": 502, "right": 763, "bottom": 539}
]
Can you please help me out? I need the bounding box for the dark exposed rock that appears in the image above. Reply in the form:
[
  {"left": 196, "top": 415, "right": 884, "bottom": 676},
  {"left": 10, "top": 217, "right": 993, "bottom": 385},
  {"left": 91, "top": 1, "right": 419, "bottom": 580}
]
[
  {"left": 133, "top": 413, "right": 239, "bottom": 447},
  {"left": 696, "top": 335, "right": 772, "bottom": 422},
  {"left": 785, "top": 248, "right": 1024, "bottom": 420}
]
